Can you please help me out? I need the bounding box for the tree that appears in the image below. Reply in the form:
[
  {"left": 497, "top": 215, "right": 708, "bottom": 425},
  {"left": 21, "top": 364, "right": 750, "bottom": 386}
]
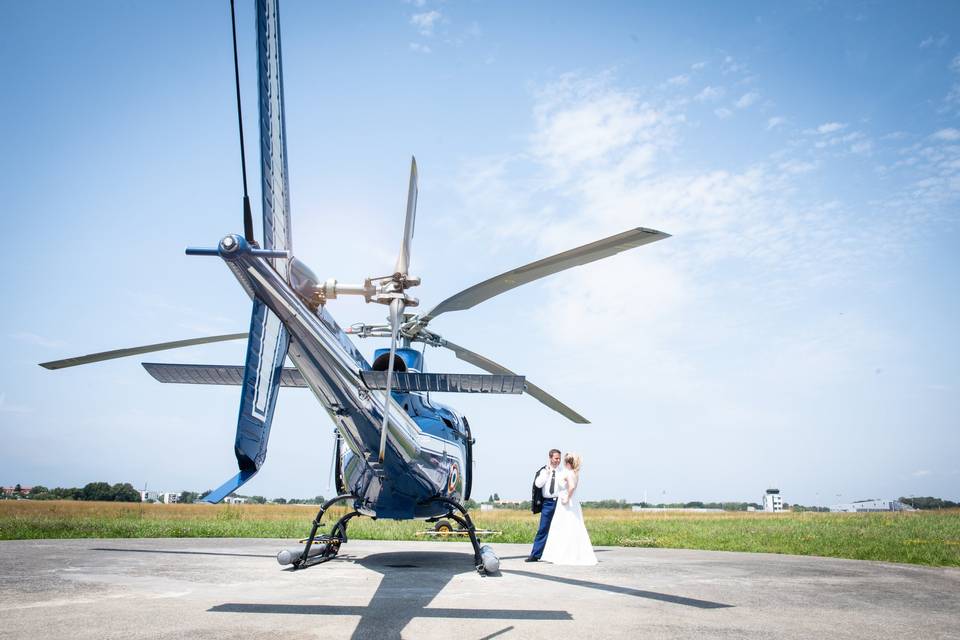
[
  {"left": 14, "top": 484, "right": 22, "bottom": 495},
  {"left": 180, "top": 491, "right": 199, "bottom": 504},
  {"left": 50, "top": 486, "right": 81, "bottom": 500},
  {"left": 28, "top": 486, "right": 50, "bottom": 499},
  {"left": 899, "top": 496, "right": 959, "bottom": 510},
  {"left": 249, "top": 495, "right": 266, "bottom": 504},
  {"left": 111, "top": 483, "right": 141, "bottom": 502},
  {"left": 273, "top": 497, "right": 287, "bottom": 504},
  {"left": 493, "top": 493, "right": 500, "bottom": 502},
  {"left": 81, "top": 482, "right": 114, "bottom": 501}
]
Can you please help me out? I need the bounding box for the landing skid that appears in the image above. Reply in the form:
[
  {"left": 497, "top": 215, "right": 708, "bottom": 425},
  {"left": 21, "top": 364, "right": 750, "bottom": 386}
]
[{"left": 276, "top": 494, "right": 499, "bottom": 575}]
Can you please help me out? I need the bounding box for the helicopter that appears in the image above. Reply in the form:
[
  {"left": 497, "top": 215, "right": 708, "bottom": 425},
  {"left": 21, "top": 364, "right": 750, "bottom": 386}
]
[{"left": 39, "top": 0, "right": 669, "bottom": 575}]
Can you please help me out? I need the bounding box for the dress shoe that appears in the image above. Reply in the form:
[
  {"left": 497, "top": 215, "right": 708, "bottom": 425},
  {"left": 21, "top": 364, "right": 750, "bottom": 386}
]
[{"left": 525, "top": 556, "right": 539, "bottom": 562}]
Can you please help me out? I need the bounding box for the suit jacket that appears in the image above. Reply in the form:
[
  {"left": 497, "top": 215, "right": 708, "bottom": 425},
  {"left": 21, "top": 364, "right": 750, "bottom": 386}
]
[{"left": 531, "top": 465, "right": 547, "bottom": 514}]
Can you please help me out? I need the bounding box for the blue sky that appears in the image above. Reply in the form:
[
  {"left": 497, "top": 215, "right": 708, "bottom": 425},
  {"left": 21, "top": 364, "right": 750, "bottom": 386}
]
[{"left": 2, "top": 1, "right": 958, "bottom": 506}]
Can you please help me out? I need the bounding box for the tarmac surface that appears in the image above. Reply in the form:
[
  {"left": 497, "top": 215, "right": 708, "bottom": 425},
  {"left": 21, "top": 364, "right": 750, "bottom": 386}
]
[{"left": 1, "top": 538, "right": 958, "bottom": 639}]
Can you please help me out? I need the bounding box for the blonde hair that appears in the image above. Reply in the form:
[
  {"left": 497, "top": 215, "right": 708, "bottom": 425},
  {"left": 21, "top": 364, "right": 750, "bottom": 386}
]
[{"left": 564, "top": 453, "right": 582, "bottom": 472}]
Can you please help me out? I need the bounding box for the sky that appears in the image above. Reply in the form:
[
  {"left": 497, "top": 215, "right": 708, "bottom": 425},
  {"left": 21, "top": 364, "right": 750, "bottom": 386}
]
[{"left": 1, "top": 1, "right": 958, "bottom": 506}]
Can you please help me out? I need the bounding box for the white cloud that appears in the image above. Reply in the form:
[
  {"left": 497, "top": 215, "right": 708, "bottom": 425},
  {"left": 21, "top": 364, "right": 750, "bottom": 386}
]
[
  {"left": 767, "top": 116, "right": 786, "bottom": 130},
  {"left": 465, "top": 73, "right": 887, "bottom": 299},
  {"left": 410, "top": 10, "right": 441, "bottom": 36},
  {"left": 409, "top": 42, "right": 432, "bottom": 54},
  {"left": 735, "top": 91, "right": 760, "bottom": 109},
  {"left": 816, "top": 122, "right": 846, "bottom": 134},
  {"left": 695, "top": 86, "right": 724, "bottom": 102},
  {"left": 532, "top": 75, "right": 672, "bottom": 176},
  {"left": 932, "top": 128, "right": 960, "bottom": 141},
  {"left": 721, "top": 55, "right": 746, "bottom": 75},
  {"left": 667, "top": 74, "right": 689, "bottom": 86},
  {"left": 691, "top": 61, "right": 707, "bottom": 71},
  {"left": 714, "top": 107, "right": 733, "bottom": 119},
  {"left": 919, "top": 34, "right": 949, "bottom": 49},
  {"left": 850, "top": 140, "right": 873, "bottom": 154},
  {"left": 952, "top": 54, "right": 960, "bottom": 73},
  {"left": 912, "top": 469, "right": 932, "bottom": 477}
]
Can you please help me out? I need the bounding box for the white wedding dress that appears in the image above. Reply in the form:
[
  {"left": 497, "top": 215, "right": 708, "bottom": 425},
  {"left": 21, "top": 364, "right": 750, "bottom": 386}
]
[{"left": 541, "top": 472, "right": 597, "bottom": 566}]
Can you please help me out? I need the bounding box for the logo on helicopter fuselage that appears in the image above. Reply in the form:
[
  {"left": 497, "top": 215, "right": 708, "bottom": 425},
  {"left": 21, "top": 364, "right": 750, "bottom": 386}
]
[{"left": 448, "top": 462, "right": 459, "bottom": 494}]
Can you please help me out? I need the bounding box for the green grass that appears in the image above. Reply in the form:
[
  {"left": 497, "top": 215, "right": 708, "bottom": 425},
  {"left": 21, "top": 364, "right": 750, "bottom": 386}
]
[{"left": 1, "top": 501, "right": 958, "bottom": 567}]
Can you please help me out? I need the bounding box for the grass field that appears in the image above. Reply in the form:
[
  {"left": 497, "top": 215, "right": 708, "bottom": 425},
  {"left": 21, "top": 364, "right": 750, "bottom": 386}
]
[{"left": 1, "top": 501, "right": 958, "bottom": 567}]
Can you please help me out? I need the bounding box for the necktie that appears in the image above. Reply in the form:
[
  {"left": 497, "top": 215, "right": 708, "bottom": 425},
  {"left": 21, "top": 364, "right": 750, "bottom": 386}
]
[{"left": 549, "top": 470, "right": 555, "bottom": 494}]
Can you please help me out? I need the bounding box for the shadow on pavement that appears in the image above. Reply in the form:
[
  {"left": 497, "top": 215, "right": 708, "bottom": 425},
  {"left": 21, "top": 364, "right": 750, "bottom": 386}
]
[
  {"left": 211, "top": 550, "right": 571, "bottom": 639},
  {"left": 503, "top": 569, "right": 733, "bottom": 609}
]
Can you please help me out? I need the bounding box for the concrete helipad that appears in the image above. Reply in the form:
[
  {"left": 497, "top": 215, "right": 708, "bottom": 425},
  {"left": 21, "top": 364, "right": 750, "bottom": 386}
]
[{"left": 0, "top": 539, "right": 958, "bottom": 639}]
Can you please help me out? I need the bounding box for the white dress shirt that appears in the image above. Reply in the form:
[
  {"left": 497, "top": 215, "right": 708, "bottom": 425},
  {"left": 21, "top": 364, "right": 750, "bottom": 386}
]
[{"left": 535, "top": 464, "right": 562, "bottom": 499}]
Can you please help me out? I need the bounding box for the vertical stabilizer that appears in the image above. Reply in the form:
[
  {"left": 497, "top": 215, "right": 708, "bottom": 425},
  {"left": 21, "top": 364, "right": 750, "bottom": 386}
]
[
  {"left": 203, "top": 301, "right": 289, "bottom": 502},
  {"left": 202, "top": 0, "right": 294, "bottom": 503}
]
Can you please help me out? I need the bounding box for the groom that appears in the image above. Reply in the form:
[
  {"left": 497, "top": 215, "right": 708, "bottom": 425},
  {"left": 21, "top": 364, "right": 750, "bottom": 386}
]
[{"left": 527, "top": 448, "right": 562, "bottom": 562}]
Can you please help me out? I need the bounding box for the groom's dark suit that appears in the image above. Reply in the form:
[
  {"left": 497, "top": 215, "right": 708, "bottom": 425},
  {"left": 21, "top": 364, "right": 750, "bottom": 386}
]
[{"left": 529, "top": 464, "right": 560, "bottom": 560}]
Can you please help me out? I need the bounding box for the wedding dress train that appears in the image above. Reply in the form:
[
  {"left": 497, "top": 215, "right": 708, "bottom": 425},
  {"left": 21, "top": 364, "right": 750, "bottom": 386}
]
[{"left": 541, "top": 474, "right": 597, "bottom": 566}]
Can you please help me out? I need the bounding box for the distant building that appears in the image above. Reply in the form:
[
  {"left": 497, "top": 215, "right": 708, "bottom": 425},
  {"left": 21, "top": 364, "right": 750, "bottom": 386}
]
[
  {"left": 830, "top": 499, "right": 915, "bottom": 513},
  {"left": 224, "top": 496, "right": 247, "bottom": 504},
  {"left": 479, "top": 504, "right": 494, "bottom": 511},
  {"left": 139, "top": 490, "right": 161, "bottom": 502},
  {"left": 763, "top": 489, "right": 784, "bottom": 512},
  {"left": 161, "top": 492, "right": 181, "bottom": 504},
  {"left": 2, "top": 486, "right": 33, "bottom": 496}
]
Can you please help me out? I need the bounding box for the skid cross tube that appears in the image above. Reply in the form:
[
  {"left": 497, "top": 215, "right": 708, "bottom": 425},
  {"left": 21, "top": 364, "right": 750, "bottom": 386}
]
[{"left": 296, "top": 493, "right": 356, "bottom": 568}]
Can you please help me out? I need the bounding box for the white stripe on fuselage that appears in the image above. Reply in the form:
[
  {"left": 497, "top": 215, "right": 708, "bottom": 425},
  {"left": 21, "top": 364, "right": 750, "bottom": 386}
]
[{"left": 251, "top": 309, "right": 283, "bottom": 421}]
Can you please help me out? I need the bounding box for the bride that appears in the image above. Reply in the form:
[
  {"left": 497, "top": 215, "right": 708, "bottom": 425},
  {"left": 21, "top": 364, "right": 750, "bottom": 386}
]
[{"left": 541, "top": 453, "right": 597, "bottom": 565}]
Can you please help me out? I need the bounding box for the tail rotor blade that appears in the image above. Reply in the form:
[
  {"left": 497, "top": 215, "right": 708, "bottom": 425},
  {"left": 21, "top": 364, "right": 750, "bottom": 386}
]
[{"left": 378, "top": 298, "right": 404, "bottom": 463}]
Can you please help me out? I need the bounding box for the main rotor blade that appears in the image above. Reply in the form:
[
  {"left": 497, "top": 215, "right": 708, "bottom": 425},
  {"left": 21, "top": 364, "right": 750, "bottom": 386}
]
[
  {"left": 378, "top": 298, "right": 404, "bottom": 463},
  {"left": 39, "top": 333, "right": 248, "bottom": 370},
  {"left": 395, "top": 156, "right": 418, "bottom": 276},
  {"left": 439, "top": 337, "right": 589, "bottom": 424},
  {"left": 407, "top": 227, "right": 669, "bottom": 335}
]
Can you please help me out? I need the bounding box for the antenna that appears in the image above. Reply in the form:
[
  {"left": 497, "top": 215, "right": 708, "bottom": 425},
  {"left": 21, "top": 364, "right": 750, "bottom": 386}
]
[{"left": 229, "top": 0, "right": 255, "bottom": 243}]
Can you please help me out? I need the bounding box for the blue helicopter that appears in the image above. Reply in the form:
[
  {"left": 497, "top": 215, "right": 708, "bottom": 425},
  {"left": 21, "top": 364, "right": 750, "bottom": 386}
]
[{"left": 40, "top": 0, "right": 669, "bottom": 575}]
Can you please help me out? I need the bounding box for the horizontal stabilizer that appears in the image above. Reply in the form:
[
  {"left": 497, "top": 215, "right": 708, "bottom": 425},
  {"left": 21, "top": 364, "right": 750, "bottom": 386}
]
[
  {"left": 361, "top": 371, "right": 525, "bottom": 394},
  {"left": 201, "top": 469, "right": 258, "bottom": 504},
  {"left": 143, "top": 363, "right": 307, "bottom": 387}
]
